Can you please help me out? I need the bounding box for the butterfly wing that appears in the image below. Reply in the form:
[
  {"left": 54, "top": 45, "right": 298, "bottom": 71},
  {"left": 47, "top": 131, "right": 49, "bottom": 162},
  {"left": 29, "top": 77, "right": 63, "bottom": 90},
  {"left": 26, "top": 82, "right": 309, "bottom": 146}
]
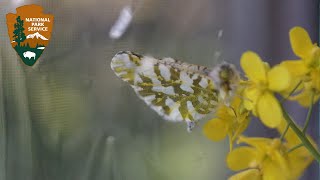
[{"left": 111, "top": 51, "right": 219, "bottom": 131}]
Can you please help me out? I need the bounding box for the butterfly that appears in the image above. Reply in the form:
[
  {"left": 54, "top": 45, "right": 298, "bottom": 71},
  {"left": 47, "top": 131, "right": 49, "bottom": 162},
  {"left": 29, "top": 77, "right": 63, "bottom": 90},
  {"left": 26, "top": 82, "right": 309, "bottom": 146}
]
[{"left": 110, "top": 51, "right": 239, "bottom": 132}]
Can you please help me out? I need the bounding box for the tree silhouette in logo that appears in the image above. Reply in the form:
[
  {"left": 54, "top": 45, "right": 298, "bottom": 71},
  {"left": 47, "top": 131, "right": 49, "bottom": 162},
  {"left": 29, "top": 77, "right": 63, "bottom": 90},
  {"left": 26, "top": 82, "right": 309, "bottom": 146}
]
[{"left": 13, "top": 16, "right": 26, "bottom": 47}]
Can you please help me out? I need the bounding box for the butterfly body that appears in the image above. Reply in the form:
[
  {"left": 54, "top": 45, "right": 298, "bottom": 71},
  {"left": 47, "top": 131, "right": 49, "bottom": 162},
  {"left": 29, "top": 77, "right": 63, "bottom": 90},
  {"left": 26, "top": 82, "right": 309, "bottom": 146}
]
[{"left": 111, "top": 51, "right": 239, "bottom": 132}]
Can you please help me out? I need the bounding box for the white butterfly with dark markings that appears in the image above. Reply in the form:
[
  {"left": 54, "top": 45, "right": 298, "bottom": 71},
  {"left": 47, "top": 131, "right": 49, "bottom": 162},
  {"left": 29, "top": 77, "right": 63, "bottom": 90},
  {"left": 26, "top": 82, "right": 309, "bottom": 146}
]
[{"left": 110, "top": 51, "right": 239, "bottom": 132}]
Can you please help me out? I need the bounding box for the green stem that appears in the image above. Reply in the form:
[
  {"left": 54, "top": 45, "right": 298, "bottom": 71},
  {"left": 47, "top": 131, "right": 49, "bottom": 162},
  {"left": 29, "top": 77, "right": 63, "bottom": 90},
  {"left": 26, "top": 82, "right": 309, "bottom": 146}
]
[
  {"left": 302, "top": 91, "right": 315, "bottom": 133},
  {"left": 281, "top": 104, "right": 320, "bottom": 162},
  {"left": 287, "top": 143, "right": 304, "bottom": 153},
  {"left": 281, "top": 81, "right": 302, "bottom": 103},
  {"left": 280, "top": 123, "right": 290, "bottom": 141}
]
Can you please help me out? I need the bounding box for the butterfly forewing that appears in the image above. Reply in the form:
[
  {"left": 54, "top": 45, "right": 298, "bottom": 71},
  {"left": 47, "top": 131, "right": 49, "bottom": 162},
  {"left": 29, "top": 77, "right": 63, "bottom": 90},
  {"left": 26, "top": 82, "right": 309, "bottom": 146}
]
[{"left": 111, "top": 51, "right": 219, "bottom": 124}]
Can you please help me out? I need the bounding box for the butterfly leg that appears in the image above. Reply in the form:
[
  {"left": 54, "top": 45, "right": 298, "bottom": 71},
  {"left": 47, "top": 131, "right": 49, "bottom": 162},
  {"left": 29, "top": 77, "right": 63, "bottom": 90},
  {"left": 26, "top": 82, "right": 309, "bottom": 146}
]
[{"left": 186, "top": 120, "right": 196, "bottom": 132}]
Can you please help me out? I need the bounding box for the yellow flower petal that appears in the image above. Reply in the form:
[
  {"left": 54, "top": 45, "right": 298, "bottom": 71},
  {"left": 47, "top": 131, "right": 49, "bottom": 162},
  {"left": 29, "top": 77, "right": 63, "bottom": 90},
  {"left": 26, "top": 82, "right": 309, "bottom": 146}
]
[
  {"left": 216, "top": 105, "right": 234, "bottom": 120},
  {"left": 232, "top": 115, "right": 250, "bottom": 140},
  {"left": 243, "top": 86, "right": 261, "bottom": 111},
  {"left": 267, "top": 65, "right": 291, "bottom": 92},
  {"left": 290, "top": 90, "right": 319, "bottom": 107},
  {"left": 279, "top": 60, "right": 307, "bottom": 95},
  {"left": 257, "top": 92, "right": 282, "bottom": 128},
  {"left": 273, "top": 151, "right": 290, "bottom": 175},
  {"left": 289, "top": 26, "right": 314, "bottom": 59},
  {"left": 278, "top": 120, "right": 303, "bottom": 147},
  {"left": 203, "top": 118, "right": 228, "bottom": 141},
  {"left": 240, "top": 51, "right": 267, "bottom": 83},
  {"left": 226, "top": 147, "right": 256, "bottom": 171},
  {"left": 278, "top": 120, "right": 318, "bottom": 157},
  {"left": 288, "top": 153, "right": 313, "bottom": 179},
  {"left": 281, "top": 60, "right": 309, "bottom": 76},
  {"left": 310, "top": 69, "right": 320, "bottom": 91},
  {"left": 277, "top": 120, "right": 299, "bottom": 145},
  {"left": 277, "top": 119, "right": 287, "bottom": 132},
  {"left": 228, "top": 169, "right": 261, "bottom": 180},
  {"left": 263, "top": 159, "right": 288, "bottom": 180},
  {"left": 310, "top": 48, "right": 320, "bottom": 67},
  {"left": 237, "top": 136, "right": 271, "bottom": 152}
]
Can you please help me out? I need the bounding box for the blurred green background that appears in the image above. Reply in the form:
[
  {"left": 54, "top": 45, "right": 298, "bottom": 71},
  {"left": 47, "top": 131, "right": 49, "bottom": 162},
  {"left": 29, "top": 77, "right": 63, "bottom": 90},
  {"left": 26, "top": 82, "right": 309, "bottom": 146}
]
[{"left": 0, "top": 0, "right": 318, "bottom": 180}]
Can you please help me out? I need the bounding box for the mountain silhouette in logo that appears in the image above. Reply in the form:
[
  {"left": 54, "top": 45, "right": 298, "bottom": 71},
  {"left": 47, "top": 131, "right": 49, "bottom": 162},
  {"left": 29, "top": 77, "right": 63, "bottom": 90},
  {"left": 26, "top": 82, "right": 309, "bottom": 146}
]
[
  {"left": 26, "top": 32, "right": 48, "bottom": 40},
  {"left": 11, "top": 32, "right": 48, "bottom": 48}
]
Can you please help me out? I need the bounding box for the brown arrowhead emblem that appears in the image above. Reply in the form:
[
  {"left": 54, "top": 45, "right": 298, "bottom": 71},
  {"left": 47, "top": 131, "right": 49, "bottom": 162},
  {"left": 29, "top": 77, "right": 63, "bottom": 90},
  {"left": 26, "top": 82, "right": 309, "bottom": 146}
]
[{"left": 6, "top": 4, "right": 54, "bottom": 66}]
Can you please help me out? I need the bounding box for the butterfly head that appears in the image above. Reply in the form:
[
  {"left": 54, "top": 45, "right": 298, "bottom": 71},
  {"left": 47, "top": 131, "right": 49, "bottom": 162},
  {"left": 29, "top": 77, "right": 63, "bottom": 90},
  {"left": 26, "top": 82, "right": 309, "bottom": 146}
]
[{"left": 209, "top": 62, "right": 240, "bottom": 104}]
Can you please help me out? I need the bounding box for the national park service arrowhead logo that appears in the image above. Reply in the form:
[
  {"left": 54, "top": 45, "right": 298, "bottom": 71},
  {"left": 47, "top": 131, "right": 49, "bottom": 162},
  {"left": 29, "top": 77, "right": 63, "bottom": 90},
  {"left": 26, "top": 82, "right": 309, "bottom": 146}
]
[{"left": 6, "top": 4, "right": 54, "bottom": 66}]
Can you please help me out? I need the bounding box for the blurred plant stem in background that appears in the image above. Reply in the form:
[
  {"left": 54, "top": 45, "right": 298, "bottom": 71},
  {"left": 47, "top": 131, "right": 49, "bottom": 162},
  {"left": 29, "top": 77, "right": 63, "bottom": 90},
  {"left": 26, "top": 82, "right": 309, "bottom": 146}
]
[
  {"left": 0, "top": 48, "right": 7, "bottom": 180},
  {"left": 0, "top": 36, "right": 33, "bottom": 180}
]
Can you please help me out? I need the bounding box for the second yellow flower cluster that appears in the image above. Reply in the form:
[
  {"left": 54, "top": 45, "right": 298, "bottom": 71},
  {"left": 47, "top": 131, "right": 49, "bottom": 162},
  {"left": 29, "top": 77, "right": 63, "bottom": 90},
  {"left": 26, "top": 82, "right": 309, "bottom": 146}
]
[{"left": 203, "top": 26, "right": 319, "bottom": 180}]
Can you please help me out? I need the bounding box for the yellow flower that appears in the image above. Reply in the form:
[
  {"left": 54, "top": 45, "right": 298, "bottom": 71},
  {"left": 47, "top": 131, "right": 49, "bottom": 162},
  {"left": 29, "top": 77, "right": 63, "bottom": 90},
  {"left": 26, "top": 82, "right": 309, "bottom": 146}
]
[
  {"left": 277, "top": 121, "right": 315, "bottom": 178},
  {"left": 203, "top": 96, "right": 250, "bottom": 150},
  {"left": 281, "top": 26, "right": 320, "bottom": 106},
  {"left": 240, "top": 51, "right": 291, "bottom": 128},
  {"left": 227, "top": 136, "right": 312, "bottom": 180},
  {"left": 228, "top": 169, "right": 261, "bottom": 180}
]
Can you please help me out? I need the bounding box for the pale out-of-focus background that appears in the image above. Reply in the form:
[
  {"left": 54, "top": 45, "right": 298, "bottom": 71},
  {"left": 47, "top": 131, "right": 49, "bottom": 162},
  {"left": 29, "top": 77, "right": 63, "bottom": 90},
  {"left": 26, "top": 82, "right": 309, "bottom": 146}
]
[{"left": 0, "top": 0, "right": 318, "bottom": 180}]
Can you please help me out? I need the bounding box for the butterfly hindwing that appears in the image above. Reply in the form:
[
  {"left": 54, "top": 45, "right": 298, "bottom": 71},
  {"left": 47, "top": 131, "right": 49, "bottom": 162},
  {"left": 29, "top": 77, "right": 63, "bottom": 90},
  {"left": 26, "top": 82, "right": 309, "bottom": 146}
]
[{"left": 111, "top": 51, "right": 219, "bottom": 126}]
